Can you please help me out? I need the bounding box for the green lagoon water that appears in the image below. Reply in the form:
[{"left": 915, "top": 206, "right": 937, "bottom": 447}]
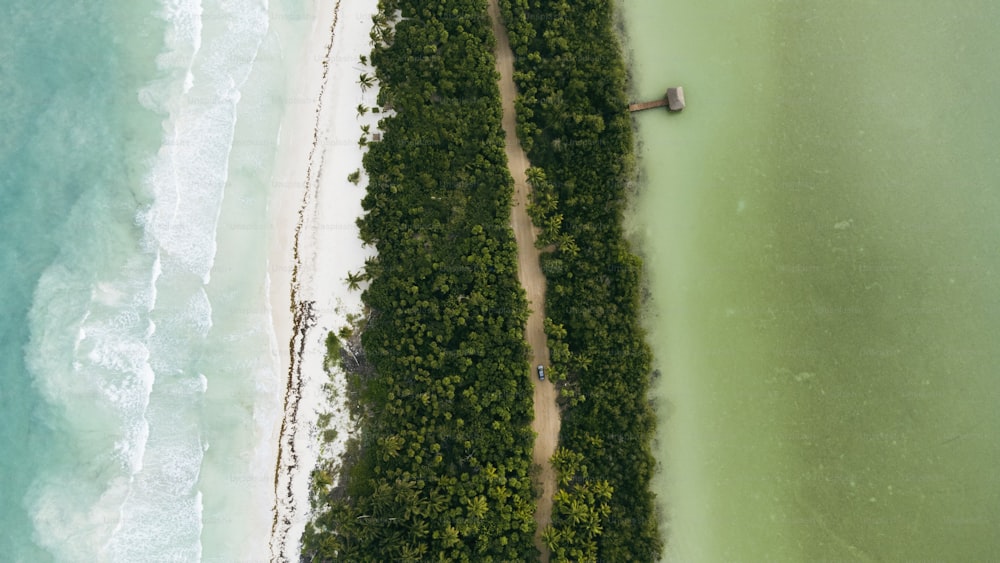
[{"left": 622, "top": 1, "right": 1000, "bottom": 560}]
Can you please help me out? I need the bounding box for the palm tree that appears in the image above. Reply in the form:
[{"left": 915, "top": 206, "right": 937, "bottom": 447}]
[
  {"left": 567, "top": 497, "right": 589, "bottom": 526},
  {"left": 356, "top": 103, "right": 368, "bottom": 117},
  {"left": 369, "top": 479, "right": 394, "bottom": 519},
  {"left": 360, "top": 124, "right": 371, "bottom": 135},
  {"left": 526, "top": 166, "right": 546, "bottom": 187},
  {"left": 466, "top": 495, "right": 488, "bottom": 520},
  {"left": 483, "top": 463, "right": 498, "bottom": 482},
  {"left": 358, "top": 73, "right": 375, "bottom": 91},
  {"left": 400, "top": 541, "right": 427, "bottom": 561},
  {"left": 346, "top": 270, "right": 365, "bottom": 291},
  {"left": 370, "top": 14, "right": 391, "bottom": 45},
  {"left": 427, "top": 488, "right": 447, "bottom": 515},
  {"left": 541, "top": 525, "right": 561, "bottom": 551},
  {"left": 440, "top": 525, "right": 460, "bottom": 548}
]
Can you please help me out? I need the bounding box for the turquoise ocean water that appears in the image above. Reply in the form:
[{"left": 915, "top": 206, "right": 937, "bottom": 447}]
[
  {"left": 1, "top": 0, "right": 308, "bottom": 559},
  {"left": 623, "top": 0, "right": 1000, "bottom": 560}
]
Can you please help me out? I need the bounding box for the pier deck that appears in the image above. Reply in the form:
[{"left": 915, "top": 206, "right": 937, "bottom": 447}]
[
  {"left": 629, "top": 86, "right": 685, "bottom": 113},
  {"left": 628, "top": 99, "right": 670, "bottom": 112}
]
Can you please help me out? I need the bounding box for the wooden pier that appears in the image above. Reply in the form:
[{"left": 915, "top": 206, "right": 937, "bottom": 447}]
[
  {"left": 629, "top": 86, "right": 685, "bottom": 113},
  {"left": 628, "top": 99, "right": 670, "bottom": 112}
]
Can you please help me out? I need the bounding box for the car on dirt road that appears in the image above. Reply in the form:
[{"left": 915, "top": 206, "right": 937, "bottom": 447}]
[{"left": 536, "top": 364, "right": 545, "bottom": 380}]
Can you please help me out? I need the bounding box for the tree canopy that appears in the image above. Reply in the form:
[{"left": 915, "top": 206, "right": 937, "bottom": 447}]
[
  {"left": 302, "top": 0, "right": 538, "bottom": 560},
  {"left": 499, "top": 0, "right": 664, "bottom": 559}
]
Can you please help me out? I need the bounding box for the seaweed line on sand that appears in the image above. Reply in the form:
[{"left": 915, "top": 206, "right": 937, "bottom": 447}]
[{"left": 269, "top": 0, "right": 342, "bottom": 560}]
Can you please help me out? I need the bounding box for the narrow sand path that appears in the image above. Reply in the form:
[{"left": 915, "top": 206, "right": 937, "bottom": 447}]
[{"left": 486, "top": 2, "right": 560, "bottom": 560}]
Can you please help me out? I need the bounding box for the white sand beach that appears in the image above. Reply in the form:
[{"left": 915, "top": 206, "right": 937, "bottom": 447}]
[{"left": 263, "top": 0, "right": 380, "bottom": 558}]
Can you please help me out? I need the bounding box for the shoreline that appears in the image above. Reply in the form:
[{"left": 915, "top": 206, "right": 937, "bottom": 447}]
[
  {"left": 265, "top": 0, "right": 378, "bottom": 558},
  {"left": 612, "top": 2, "right": 671, "bottom": 556}
]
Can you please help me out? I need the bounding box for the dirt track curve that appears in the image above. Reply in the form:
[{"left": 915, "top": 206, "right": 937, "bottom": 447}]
[{"left": 486, "top": 2, "right": 561, "bottom": 560}]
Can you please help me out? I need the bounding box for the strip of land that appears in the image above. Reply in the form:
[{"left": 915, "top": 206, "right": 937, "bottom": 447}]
[{"left": 486, "top": 1, "right": 561, "bottom": 560}]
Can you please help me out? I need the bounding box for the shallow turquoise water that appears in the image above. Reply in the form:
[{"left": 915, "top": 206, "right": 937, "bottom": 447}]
[
  {"left": 0, "top": 1, "right": 158, "bottom": 558},
  {"left": 0, "top": 0, "right": 295, "bottom": 559},
  {"left": 622, "top": 1, "right": 1000, "bottom": 560}
]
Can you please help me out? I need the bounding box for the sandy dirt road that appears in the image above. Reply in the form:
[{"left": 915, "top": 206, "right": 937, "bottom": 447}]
[{"left": 486, "top": 1, "right": 561, "bottom": 560}]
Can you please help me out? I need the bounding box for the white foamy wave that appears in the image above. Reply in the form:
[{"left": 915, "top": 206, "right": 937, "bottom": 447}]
[
  {"left": 100, "top": 0, "right": 269, "bottom": 558},
  {"left": 160, "top": 0, "right": 204, "bottom": 63},
  {"left": 30, "top": 255, "right": 159, "bottom": 469},
  {"left": 28, "top": 0, "right": 272, "bottom": 559},
  {"left": 26, "top": 250, "right": 161, "bottom": 560},
  {"left": 137, "top": 0, "right": 203, "bottom": 114},
  {"left": 103, "top": 404, "right": 205, "bottom": 561},
  {"left": 30, "top": 474, "right": 134, "bottom": 563},
  {"left": 145, "top": 109, "right": 232, "bottom": 281},
  {"left": 150, "top": 283, "right": 214, "bottom": 342},
  {"left": 141, "top": 0, "right": 269, "bottom": 282},
  {"left": 97, "top": 278, "right": 210, "bottom": 560}
]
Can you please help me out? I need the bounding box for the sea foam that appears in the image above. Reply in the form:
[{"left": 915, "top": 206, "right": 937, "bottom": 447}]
[{"left": 25, "top": 0, "right": 269, "bottom": 559}]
